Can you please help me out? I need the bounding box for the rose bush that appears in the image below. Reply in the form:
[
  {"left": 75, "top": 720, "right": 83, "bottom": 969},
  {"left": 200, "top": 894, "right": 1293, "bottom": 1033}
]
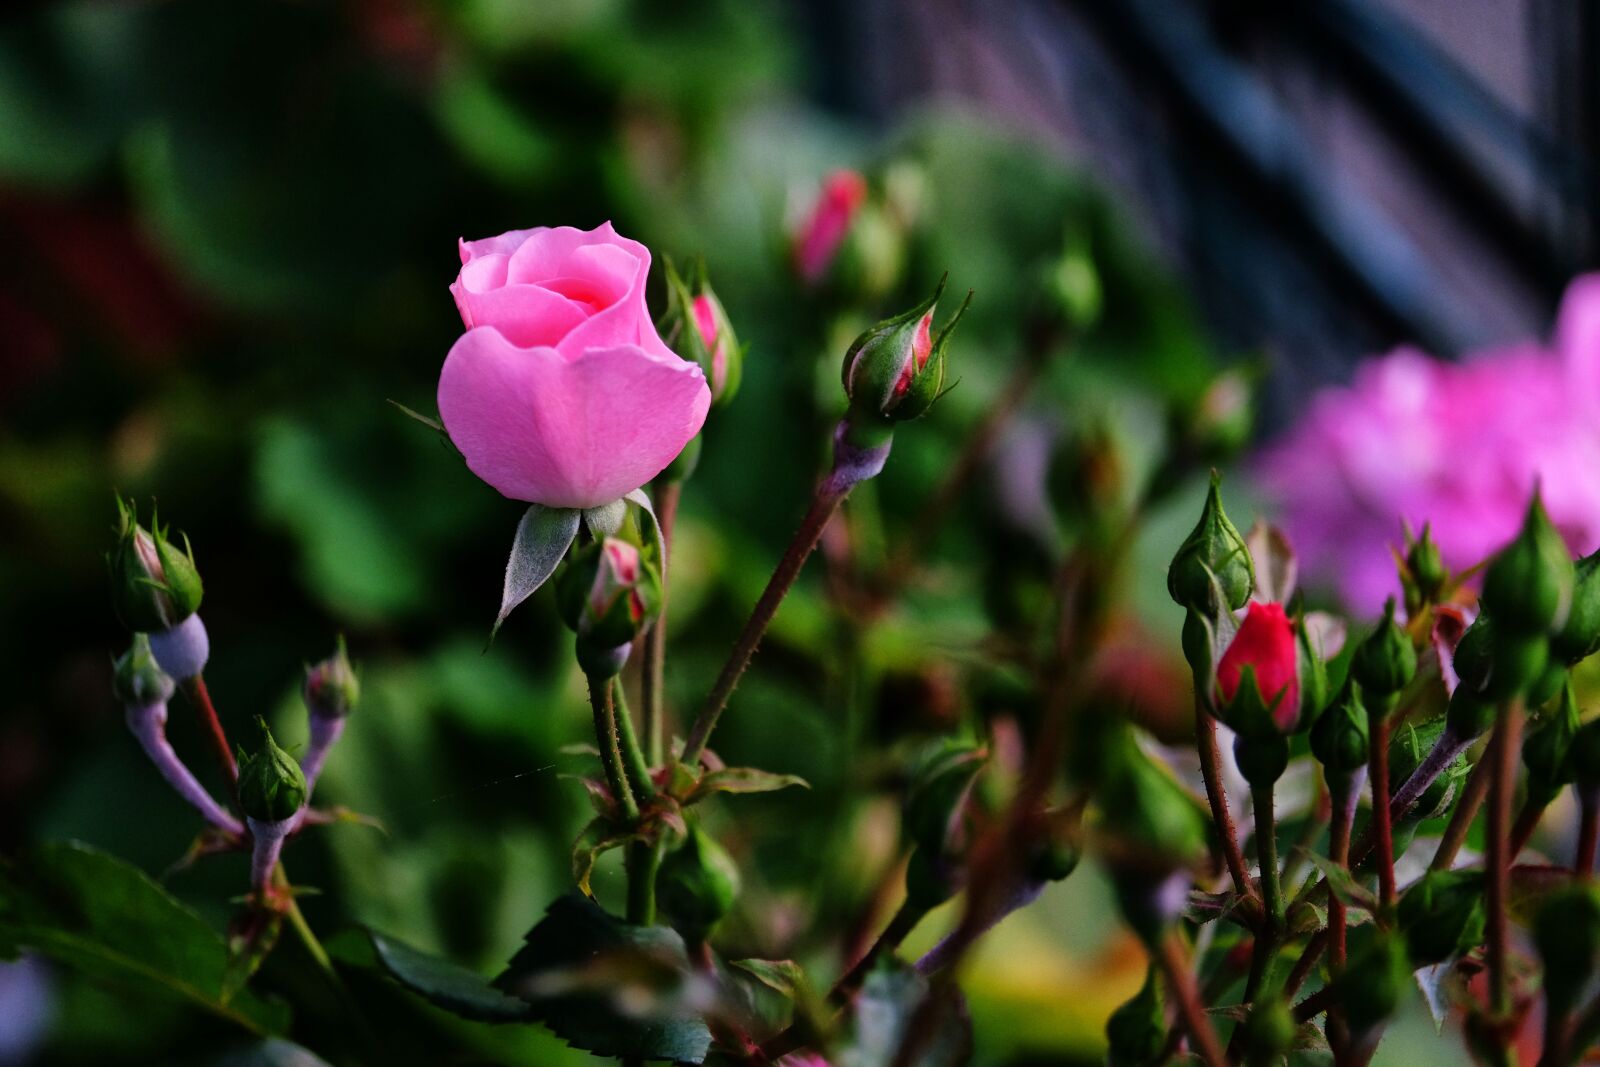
[{"left": 438, "top": 223, "right": 710, "bottom": 509}]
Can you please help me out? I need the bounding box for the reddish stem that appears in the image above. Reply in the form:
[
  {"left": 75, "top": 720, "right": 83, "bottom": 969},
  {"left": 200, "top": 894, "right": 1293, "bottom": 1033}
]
[
  {"left": 1158, "top": 930, "right": 1229, "bottom": 1067},
  {"left": 680, "top": 484, "right": 846, "bottom": 766},
  {"left": 183, "top": 676, "right": 238, "bottom": 806},
  {"left": 1328, "top": 772, "right": 1357, "bottom": 971},
  {"left": 1577, "top": 785, "right": 1598, "bottom": 878},
  {"left": 1431, "top": 753, "right": 1492, "bottom": 872},
  {"left": 1368, "top": 713, "right": 1397, "bottom": 910},
  {"left": 1194, "top": 700, "right": 1256, "bottom": 905}
]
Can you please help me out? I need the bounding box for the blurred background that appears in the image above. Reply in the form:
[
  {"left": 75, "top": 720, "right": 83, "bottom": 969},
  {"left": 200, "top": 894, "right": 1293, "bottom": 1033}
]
[{"left": 1, "top": 1, "right": 1593, "bottom": 1064}]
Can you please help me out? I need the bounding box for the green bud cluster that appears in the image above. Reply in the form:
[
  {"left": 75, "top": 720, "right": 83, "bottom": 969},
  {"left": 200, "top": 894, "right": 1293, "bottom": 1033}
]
[{"left": 238, "top": 717, "right": 307, "bottom": 824}]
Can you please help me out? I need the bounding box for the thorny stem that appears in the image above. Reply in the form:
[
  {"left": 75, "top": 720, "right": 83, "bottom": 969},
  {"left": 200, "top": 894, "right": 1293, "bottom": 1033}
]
[
  {"left": 1389, "top": 723, "right": 1471, "bottom": 821},
  {"left": 590, "top": 677, "right": 639, "bottom": 822},
  {"left": 1195, "top": 699, "right": 1257, "bottom": 907},
  {"left": 1486, "top": 700, "right": 1523, "bottom": 1019},
  {"left": 611, "top": 679, "right": 657, "bottom": 802},
  {"left": 612, "top": 679, "right": 660, "bottom": 930},
  {"left": 1158, "top": 930, "right": 1229, "bottom": 1067},
  {"left": 641, "top": 480, "right": 681, "bottom": 766},
  {"left": 681, "top": 483, "right": 847, "bottom": 766},
  {"left": 1254, "top": 783, "right": 1285, "bottom": 934},
  {"left": 1368, "top": 711, "right": 1397, "bottom": 911},
  {"left": 1431, "top": 752, "right": 1492, "bottom": 872}
]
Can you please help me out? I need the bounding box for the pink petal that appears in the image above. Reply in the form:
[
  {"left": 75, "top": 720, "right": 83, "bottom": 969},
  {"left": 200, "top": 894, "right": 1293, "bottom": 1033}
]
[{"left": 438, "top": 327, "right": 710, "bottom": 509}]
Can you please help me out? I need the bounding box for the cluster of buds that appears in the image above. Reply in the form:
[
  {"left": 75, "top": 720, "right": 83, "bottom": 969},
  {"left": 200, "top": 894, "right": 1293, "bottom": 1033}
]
[
  {"left": 108, "top": 498, "right": 209, "bottom": 680},
  {"left": 555, "top": 531, "right": 663, "bottom": 678}
]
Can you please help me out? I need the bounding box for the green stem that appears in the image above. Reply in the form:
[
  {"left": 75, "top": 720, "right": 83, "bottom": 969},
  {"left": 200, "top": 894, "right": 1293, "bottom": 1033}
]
[
  {"left": 641, "top": 481, "right": 680, "bottom": 766},
  {"left": 590, "top": 676, "right": 638, "bottom": 822},
  {"left": 626, "top": 839, "right": 663, "bottom": 925},
  {"left": 612, "top": 679, "right": 657, "bottom": 802},
  {"left": 1253, "top": 782, "right": 1285, "bottom": 934}
]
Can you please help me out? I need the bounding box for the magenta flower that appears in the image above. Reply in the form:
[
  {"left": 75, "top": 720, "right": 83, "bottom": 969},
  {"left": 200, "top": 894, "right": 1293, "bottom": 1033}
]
[
  {"left": 438, "top": 223, "right": 710, "bottom": 509},
  {"left": 792, "top": 169, "right": 867, "bottom": 285},
  {"left": 1257, "top": 274, "right": 1600, "bottom": 610}
]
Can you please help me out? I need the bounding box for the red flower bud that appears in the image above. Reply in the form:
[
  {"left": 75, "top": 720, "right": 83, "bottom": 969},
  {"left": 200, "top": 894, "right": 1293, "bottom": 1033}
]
[
  {"left": 793, "top": 169, "right": 867, "bottom": 284},
  {"left": 1215, "top": 601, "right": 1301, "bottom": 736}
]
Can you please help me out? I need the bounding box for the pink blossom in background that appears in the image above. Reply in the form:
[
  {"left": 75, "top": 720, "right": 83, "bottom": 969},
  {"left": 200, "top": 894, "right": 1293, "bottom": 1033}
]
[
  {"left": 792, "top": 169, "right": 867, "bottom": 284},
  {"left": 438, "top": 222, "right": 710, "bottom": 509},
  {"left": 1257, "top": 274, "right": 1600, "bottom": 612}
]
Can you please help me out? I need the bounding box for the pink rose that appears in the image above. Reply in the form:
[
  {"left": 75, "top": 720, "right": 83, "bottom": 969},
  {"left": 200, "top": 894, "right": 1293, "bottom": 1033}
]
[{"left": 438, "top": 222, "right": 710, "bottom": 509}]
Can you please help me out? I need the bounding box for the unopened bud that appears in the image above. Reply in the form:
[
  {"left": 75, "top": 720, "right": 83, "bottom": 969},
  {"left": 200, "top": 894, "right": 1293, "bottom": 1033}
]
[
  {"left": 1554, "top": 547, "right": 1600, "bottom": 663},
  {"left": 1482, "top": 489, "right": 1575, "bottom": 636},
  {"left": 1097, "top": 728, "right": 1208, "bottom": 871},
  {"left": 1311, "top": 680, "right": 1370, "bottom": 775},
  {"left": 1042, "top": 227, "right": 1101, "bottom": 333},
  {"left": 1351, "top": 598, "right": 1416, "bottom": 701},
  {"left": 903, "top": 740, "right": 986, "bottom": 860},
  {"left": 304, "top": 636, "right": 359, "bottom": 720},
  {"left": 555, "top": 536, "right": 661, "bottom": 676},
  {"left": 1105, "top": 965, "right": 1164, "bottom": 1067},
  {"left": 238, "top": 717, "right": 307, "bottom": 824},
  {"left": 1523, "top": 682, "right": 1580, "bottom": 806},
  {"left": 1188, "top": 369, "right": 1254, "bottom": 464},
  {"left": 840, "top": 277, "right": 970, "bottom": 430},
  {"left": 1240, "top": 994, "right": 1296, "bottom": 1067},
  {"left": 1399, "top": 870, "right": 1485, "bottom": 965},
  {"left": 664, "top": 257, "right": 741, "bottom": 406},
  {"left": 1454, "top": 610, "right": 1547, "bottom": 702},
  {"left": 1166, "top": 473, "right": 1254, "bottom": 614},
  {"left": 792, "top": 169, "right": 868, "bottom": 287},
  {"left": 1214, "top": 601, "right": 1302, "bottom": 738},
  {"left": 108, "top": 497, "right": 204, "bottom": 633},
  {"left": 113, "top": 633, "right": 174, "bottom": 707},
  {"left": 1334, "top": 930, "right": 1411, "bottom": 1034},
  {"left": 1534, "top": 882, "right": 1600, "bottom": 1015},
  {"left": 1405, "top": 523, "right": 1447, "bottom": 606},
  {"left": 658, "top": 824, "right": 739, "bottom": 944}
]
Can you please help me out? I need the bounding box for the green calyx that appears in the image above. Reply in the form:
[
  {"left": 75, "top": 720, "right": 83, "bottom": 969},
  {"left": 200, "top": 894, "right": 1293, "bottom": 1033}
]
[
  {"left": 238, "top": 716, "right": 307, "bottom": 823},
  {"left": 1166, "top": 472, "right": 1254, "bottom": 614},
  {"left": 1399, "top": 869, "right": 1485, "bottom": 965},
  {"left": 1522, "top": 681, "right": 1581, "bottom": 804},
  {"left": 303, "top": 635, "right": 359, "bottom": 719},
  {"left": 840, "top": 275, "right": 971, "bottom": 425},
  {"left": 108, "top": 497, "right": 204, "bottom": 633},
  {"left": 658, "top": 824, "right": 740, "bottom": 944},
  {"left": 1351, "top": 597, "right": 1417, "bottom": 700},
  {"left": 1240, "top": 994, "right": 1296, "bottom": 1067},
  {"left": 1311, "top": 680, "right": 1370, "bottom": 775},
  {"left": 1481, "top": 489, "right": 1575, "bottom": 636},
  {"left": 1554, "top": 547, "right": 1600, "bottom": 663},
  {"left": 112, "top": 633, "right": 175, "bottom": 707}
]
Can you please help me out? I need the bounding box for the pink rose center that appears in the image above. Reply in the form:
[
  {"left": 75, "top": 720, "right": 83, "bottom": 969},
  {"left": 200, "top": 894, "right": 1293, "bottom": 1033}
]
[{"left": 892, "top": 312, "right": 935, "bottom": 397}]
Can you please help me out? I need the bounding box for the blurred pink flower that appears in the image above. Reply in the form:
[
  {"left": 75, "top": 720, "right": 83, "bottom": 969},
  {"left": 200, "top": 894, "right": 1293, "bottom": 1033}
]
[
  {"left": 793, "top": 169, "right": 867, "bottom": 284},
  {"left": 438, "top": 222, "right": 710, "bottom": 508},
  {"left": 1257, "top": 274, "right": 1600, "bottom": 611}
]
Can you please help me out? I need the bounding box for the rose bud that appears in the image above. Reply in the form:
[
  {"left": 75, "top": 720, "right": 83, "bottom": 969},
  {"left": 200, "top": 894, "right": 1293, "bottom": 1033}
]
[
  {"left": 658, "top": 824, "right": 740, "bottom": 945},
  {"left": 1166, "top": 472, "right": 1254, "bottom": 616},
  {"left": 1405, "top": 523, "right": 1447, "bottom": 608},
  {"left": 1351, "top": 598, "right": 1417, "bottom": 705},
  {"left": 1311, "top": 679, "right": 1370, "bottom": 777},
  {"left": 1452, "top": 609, "right": 1547, "bottom": 703},
  {"left": 300, "top": 637, "right": 358, "bottom": 790},
  {"left": 239, "top": 717, "right": 307, "bottom": 826},
  {"left": 1481, "top": 488, "right": 1575, "bottom": 637},
  {"left": 1399, "top": 869, "right": 1485, "bottom": 965},
  {"left": 109, "top": 497, "right": 204, "bottom": 634},
  {"left": 1522, "top": 681, "right": 1581, "bottom": 807},
  {"left": 113, "top": 632, "right": 176, "bottom": 709},
  {"left": 1041, "top": 225, "right": 1103, "bottom": 334},
  {"left": 792, "top": 169, "right": 868, "bottom": 285},
  {"left": 1240, "top": 994, "right": 1295, "bottom": 1067},
  {"left": 1334, "top": 929, "right": 1411, "bottom": 1037},
  {"left": 1104, "top": 965, "right": 1164, "bottom": 1067},
  {"left": 1534, "top": 882, "right": 1600, "bottom": 1019},
  {"left": 663, "top": 256, "right": 741, "bottom": 407},
  {"left": 1553, "top": 545, "right": 1600, "bottom": 663},
  {"left": 239, "top": 716, "right": 307, "bottom": 893},
  {"left": 555, "top": 536, "right": 662, "bottom": 677},
  {"left": 840, "top": 276, "right": 972, "bottom": 433},
  {"left": 1214, "top": 601, "right": 1301, "bottom": 740}
]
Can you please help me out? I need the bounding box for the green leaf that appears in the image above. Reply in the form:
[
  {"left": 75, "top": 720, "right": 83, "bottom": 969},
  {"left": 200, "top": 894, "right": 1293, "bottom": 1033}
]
[
  {"left": 1294, "top": 848, "right": 1379, "bottom": 914},
  {"left": 0, "top": 840, "right": 287, "bottom": 1034},
  {"left": 834, "top": 958, "right": 973, "bottom": 1067},
  {"left": 494, "top": 893, "right": 713, "bottom": 1063},
  {"left": 351, "top": 928, "right": 534, "bottom": 1023},
  {"left": 729, "top": 957, "right": 808, "bottom": 999},
  {"left": 495, "top": 504, "right": 580, "bottom": 641},
  {"left": 687, "top": 767, "right": 810, "bottom": 803},
  {"left": 570, "top": 817, "right": 640, "bottom": 897}
]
